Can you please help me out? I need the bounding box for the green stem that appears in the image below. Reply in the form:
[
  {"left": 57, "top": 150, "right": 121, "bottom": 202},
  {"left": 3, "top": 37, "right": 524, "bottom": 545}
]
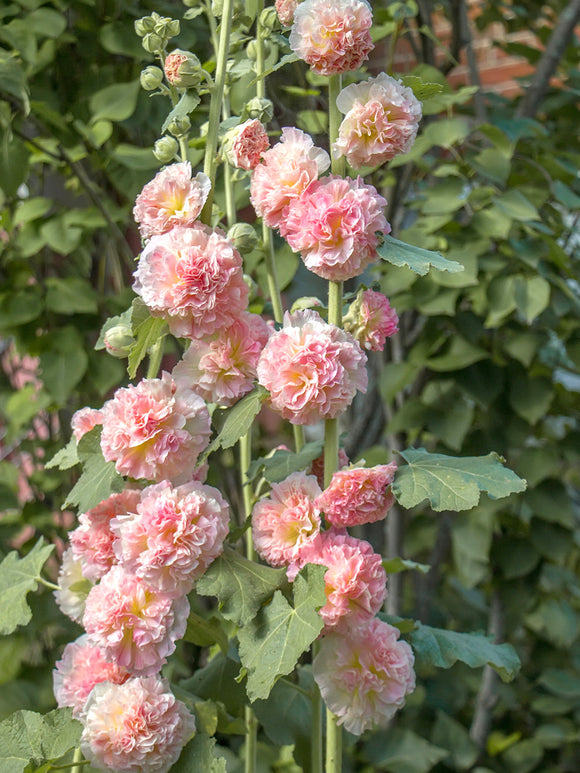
[
  {"left": 146, "top": 336, "right": 164, "bottom": 379},
  {"left": 245, "top": 707, "right": 258, "bottom": 773},
  {"left": 201, "top": 0, "right": 234, "bottom": 225},
  {"left": 255, "top": 0, "right": 266, "bottom": 100},
  {"left": 71, "top": 746, "right": 84, "bottom": 773},
  {"left": 293, "top": 424, "right": 305, "bottom": 453},
  {"left": 224, "top": 162, "right": 236, "bottom": 228},
  {"left": 325, "top": 708, "right": 342, "bottom": 773},
  {"left": 311, "top": 640, "right": 323, "bottom": 773},
  {"left": 178, "top": 135, "right": 189, "bottom": 164},
  {"left": 37, "top": 576, "right": 60, "bottom": 592},
  {"left": 263, "top": 223, "right": 284, "bottom": 323},
  {"left": 328, "top": 74, "right": 345, "bottom": 178}
]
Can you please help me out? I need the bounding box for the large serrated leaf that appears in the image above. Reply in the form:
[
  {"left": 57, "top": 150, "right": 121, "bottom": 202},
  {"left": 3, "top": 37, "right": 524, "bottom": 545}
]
[
  {"left": 171, "top": 733, "right": 227, "bottom": 773},
  {"left": 393, "top": 448, "right": 526, "bottom": 512},
  {"left": 128, "top": 299, "right": 168, "bottom": 379},
  {"left": 378, "top": 235, "right": 463, "bottom": 276},
  {"left": 197, "top": 547, "right": 286, "bottom": 627},
  {"left": 63, "top": 427, "right": 124, "bottom": 512},
  {"left": 161, "top": 91, "right": 201, "bottom": 135},
  {"left": 203, "top": 387, "right": 268, "bottom": 458},
  {"left": 0, "top": 708, "right": 82, "bottom": 773},
  {"left": 238, "top": 564, "right": 326, "bottom": 701},
  {"left": 246, "top": 439, "right": 324, "bottom": 484},
  {"left": 45, "top": 436, "right": 79, "bottom": 471},
  {"left": 409, "top": 621, "right": 521, "bottom": 682},
  {"left": 0, "top": 540, "right": 54, "bottom": 635}
]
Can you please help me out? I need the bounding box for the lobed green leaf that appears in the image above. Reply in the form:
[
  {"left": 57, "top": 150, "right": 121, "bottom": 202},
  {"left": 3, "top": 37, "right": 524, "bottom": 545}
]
[
  {"left": 0, "top": 540, "right": 54, "bottom": 635},
  {"left": 378, "top": 235, "right": 464, "bottom": 276}
]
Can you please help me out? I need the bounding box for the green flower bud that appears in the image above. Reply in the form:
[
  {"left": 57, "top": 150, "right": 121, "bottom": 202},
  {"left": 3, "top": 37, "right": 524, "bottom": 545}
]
[
  {"left": 134, "top": 16, "right": 156, "bottom": 37},
  {"left": 142, "top": 32, "right": 165, "bottom": 54},
  {"left": 140, "top": 66, "right": 164, "bottom": 91},
  {"left": 244, "top": 96, "right": 274, "bottom": 123},
  {"left": 165, "top": 19, "right": 181, "bottom": 38},
  {"left": 167, "top": 116, "right": 191, "bottom": 137},
  {"left": 164, "top": 49, "right": 203, "bottom": 89},
  {"left": 153, "top": 136, "right": 179, "bottom": 163},
  {"left": 246, "top": 39, "right": 272, "bottom": 61},
  {"left": 227, "top": 223, "right": 259, "bottom": 255},
  {"left": 104, "top": 324, "right": 135, "bottom": 358},
  {"left": 243, "top": 273, "right": 259, "bottom": 302},
  {"left": 260, "top": 7, "right": 280, "bottom": 31}
]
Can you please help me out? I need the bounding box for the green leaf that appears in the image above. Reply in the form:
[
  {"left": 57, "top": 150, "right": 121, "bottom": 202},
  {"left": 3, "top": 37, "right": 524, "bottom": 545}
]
[
  {"left": 426, "top": 337, "right": 488, "bottom": 372},
  {"left": 382, "top": 557, "right": 431, "bottom": 574},
  {"left": 493, "top": 190, "right": 539, "bottom": 221},
  {"left": 525, "top": 599, "right": 578, "bottom": 648},
  {"left": 113, "top": 144, "right": 158, "bottom": 170},
  {"left": 509, "top": 374, "right": 553, "bottom": 425},
  {"left": 378, "top": 235, "right": 464, "bottom": 276},
  {"left": 203, "top": 387, "right": 268, "bottom": 457},
  {"left": 514, "top": 276, "right": 551, "bottom": 323},
  {"left": 410, "top": 622, "right": 521, "bottom": 681},
  {"left": 393, "top": 448, "right": 526, "bottom": 512},
  {"left": 45, "top": 277, "right": 98, "bottom": 315},
  {"left": 364, "top": 728, "right": 448, "bottom": 772},
  {"left": 471, "top": 148, "right": 511, "bottom": 184},
  {"left": 184, "top": 610, "right": 228, "bottom": 653},
  {"left": 238, "top": 564, "right": 327, "bottom": 701},
  {"left": 432, "top": 711, "right": 479, "bottom": 770},
  {"left": 253, "top": 669, "right": 312, "bottom": 746},
  {"left": 128, "top": 300, "right": 167, "bottom": 379},
  {"left": 247, "top": 439, "right": 324, "bottom": 484},
  {"left": 0, "top": 131, "right": 29, "bottom": 198},
  {"left": 161, "top": 91, "right": 201, "bottom": 134},
  {"left": 40, "top": 217, "right": 82, "bottom": 255},
  {"left": 502, "top": 739, "right": 543, "bottom": 773},
  {"left": 197, "top": 547, "right": 286, "bottom": 627},
  {"left": 253, "top": 52, "right": 299, "bottom": 82},
  {"left": 171, "top": 734, "right": 226, "bottom": 773},
  {"left": 538, "top": 669, "right": 580, "bottom": 699},
  {"left": 64, "top": 428, "right": 124, "bottom": 512},
  {"left": 0, "top": 540, "right": 54, "bottom": 635},
  {"left": 451, "top": 505, "right": 494, "bottom": 588},
  {"left": 0, "top": 708, "right": 82, "bottom": 773},
  {"left": 401, "top": 75, "right": 444, "bottom": 101},
  {"left": 181, "top": 653, "right": 247, "bottom": 717},
  {"left": 39, "top": 327, "right": 88, "bottom": 405},
  {"left": 0, "top": 53, "right": 29, "bottom": 114},
  {"left": 45, "top": 437, "right": 79, "bottom": 471},
  {"left": 89, "top": 80, "right": 140, "bottom": 124}
]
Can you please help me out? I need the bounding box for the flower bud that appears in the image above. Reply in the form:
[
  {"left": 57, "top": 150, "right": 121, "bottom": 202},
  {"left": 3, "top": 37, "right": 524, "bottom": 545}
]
[
  {"left": 246, "top": 39, "right": 272, "bottom": 61},
  {"left": 153, "top": 136, "right": 179, "bottom": 163},
  {"left": 164, "top": 19, "right": 181, "bottom": 38},
  {"left": 227, "top": 223, "right": 259, "bottom": 254},
  {"left": 103, "top": 324, "right": 135, "bottom": 358},
  {"left": 243, "top": 273, "right": 259, "bottom": 303},
  {"left": 164, "top": 50, "right": 203, "bottom": 89},
  {"left": 244, "top": 96, "right": 274, "bottom": 123},
  {"left": 134, "top": 16, "right": 156, "bottom": 37},
  {"left": 140, "top": 66, "right": 164, "bottom": 91},
  {"left": 142, "top": 32, "right": 165, "bottom": 54},
  {"left": 260, "top": 7, "right": 280, "bottom": 31},
  {"left": 167, "top": 116, "right": 191, "bottom": 137}
]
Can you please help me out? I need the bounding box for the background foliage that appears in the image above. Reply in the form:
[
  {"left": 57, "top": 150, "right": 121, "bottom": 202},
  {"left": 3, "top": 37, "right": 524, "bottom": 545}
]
[{"left": 0, "top": 0, "right": 579, "bottom": 771}]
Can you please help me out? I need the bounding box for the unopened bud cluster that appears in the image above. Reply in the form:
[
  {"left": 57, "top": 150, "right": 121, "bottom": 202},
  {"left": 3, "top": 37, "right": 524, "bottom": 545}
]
[{"left": 135, "top": 12, "right": 180, "bottom": 54}]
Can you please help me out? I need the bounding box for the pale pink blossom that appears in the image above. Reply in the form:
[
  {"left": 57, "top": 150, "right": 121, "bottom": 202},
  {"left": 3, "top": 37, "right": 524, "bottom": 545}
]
[
  {"left": 309, "top": 447, "right": 349, "bottom": 489},
  {"left": 224, "top": 119, "right": 270, "bottom": 171},
  {"left": 257, "top": 310, "right": 367, "bottom": 425},
  {"left": 100, "top": 372, "right": 211, "bottom": 483},
  {"left": 70, "top": 490, "right": 141, "bottom": 582},
  {"left": 316, "top": 463, "right": 397, "bottom": 528},
  {"left": 343, "top": 289, "right": 398, "bottom": 351},
  {"left": 288, "top": 530, "right": 386, "bottom": 630},
  {"left": 172, "top": 312, "right": 270, "bottom": 407},
  {"left": 133, "top": 224, "right": 249, "bottom": 339},
  {"left": 53, "top": 634, "right": 130, "bottom": 718},
  {"left": 54, "top": 547, "right": 93, "bottom": 624},
  {"left": 313, "top": 617, "right": 415, "bottom": 734},
  {"left": 252, "top": 472, "right": 322, "bottom": 567},
  {"left": 289, "top": 0, "right": 374, "bottom": 76},
  {"left": 276, "top": 0, "right": 300, "bottom": 26},
  {"left": 112, "top": 480, "right": 230, "bottom": 596},
  {"left": 250, "top": 127, "right": 330, "bottom": 230},
  {"left": 71, "top": 407, "right": 103, "bottom": 441},
  {"left": 164, "top": 51, "right": 189, "bottom": 84},
  {"left": 333, "top": 73, "right": 422, "bottom": 168},
  {"left": 81, "top": 675, "right": 196, "bottom": 773},
  {"left": 133, "top": 162, "right": 211, "bottom": 239},
  {"left": 281, "top": 175, "right": 390, "bottom": 281},
  {"left": 83, "top": 566, "right": 188, "bottom": 676}
]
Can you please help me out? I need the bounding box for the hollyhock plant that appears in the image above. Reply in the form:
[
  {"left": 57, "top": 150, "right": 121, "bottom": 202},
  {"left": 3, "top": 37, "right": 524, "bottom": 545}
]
[
  {"left": 250, "top": 127, "right": 330, "bottom": 230},
  {"left": 71, "top": 407, "right": 103, "bottom": 441},
  {"left": 133, "top": 162, "right": 211, "bottom": 239},
  {"left": 133, "top": 224, "right": 249, "bottom": 339},
  {"left": 83, "top": 565, "right": 189, "bottom": 675},
  {"left": 100, "top": 372, "right": 211, "bottom": 483},
  {"left": 313, "top": 616, "right": 415, "bottom": 735},
  {"left": 81, "top": 675, "right": 196, "bottom": 773},
  {"left": 316, "top": 463, "right": 398, "bottom": 528},
  {"left": 333, "top": 73, "right": 423, "bottom": 168},
  {"left": 53, "top": 634, "right": 130, "bottom": 718},
  {"left": 172, "top": 311, "right": 271, "bottom": 407},
  {"left": 54, "top": 547, "right": 93, "bottom": 624},
  {"left": 281, "top": 175, "right": 390, "bottom": 281},
  {"left": 223, "top": 118, "right": 270, "bottom": 171},
  {"left": 288, "top": 530, "right": 387, "bottom": 630},
  {"left": 252, "top": 471, "right": 322, "bottom": 567},
  {"left": 257, "top": 309, "right": 368, "bottom": 425},
  {"left": 112, "top": 480, "right": 230, "bottom": 596},
  {"left": 275, "top": 0, "right": 300, "bottom": 26},
  {"left": 343, "top": 289, "right": 399, "bottom": 351},
  {"left": 70, "top": 489, "right": 141, "bottom": 582},
  {"left": 289, "top": 0, "right": 374, "bottom": 76}
]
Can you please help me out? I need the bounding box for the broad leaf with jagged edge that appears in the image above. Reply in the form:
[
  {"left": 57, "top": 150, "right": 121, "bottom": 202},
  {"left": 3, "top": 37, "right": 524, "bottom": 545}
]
[
  {"left": 63, "top": 426, "right": 124, "bottom": 512},
  {"left": 393, "top": 448, "right": 526, "bottom": 512},
  {"left": 203, "top": 387, "right": 268, "bottom": 458},
  {"left": 0, "top": 708, "right": 82, "bottom": 773},
  {"left": 171, "top": 734, "right": 227, "bottom": 773},
  {"left": 246, "top": 439, "right": 324, "bottom": 484},
  {"left": 128, "top": 298, "right": 167, "bottom": 379},
  {"left": 238, "top": 564, "right": 327, "bottom": 702},
  {"left": 377, "top": 234, "right": 464, "bottom": 276},
  {"left": 45, "top": 436, "right": 79, "bottom": 470},
  {"left": 197, "top": 548, "right": 286, "bottom": 627},
  {"left": 0, "top": 540, "right": 54, "bottom": 635}
]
